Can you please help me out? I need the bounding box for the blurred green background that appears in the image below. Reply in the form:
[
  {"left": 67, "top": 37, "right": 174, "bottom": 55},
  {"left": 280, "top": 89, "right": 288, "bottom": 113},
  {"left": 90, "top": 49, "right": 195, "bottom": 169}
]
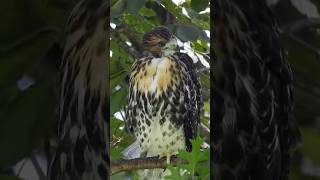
[
  {"left": 269, "top": 0, "right": 320, "bottom": 179},
  {"left": 0, "top": 0, "right": 78, "bottom": 179}
]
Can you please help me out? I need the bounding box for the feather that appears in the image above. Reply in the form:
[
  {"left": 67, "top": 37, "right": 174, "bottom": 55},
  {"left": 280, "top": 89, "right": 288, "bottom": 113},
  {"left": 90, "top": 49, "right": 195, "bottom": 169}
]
[{"left": 122, "top": 141, "right": 141, "bottom": 159}]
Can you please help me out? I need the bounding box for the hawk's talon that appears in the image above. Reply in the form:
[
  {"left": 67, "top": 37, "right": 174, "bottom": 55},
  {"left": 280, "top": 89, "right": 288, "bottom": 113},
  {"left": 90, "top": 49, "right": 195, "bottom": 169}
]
[{"left": 166, "top": 153, "right": 170, "bottom": 164}]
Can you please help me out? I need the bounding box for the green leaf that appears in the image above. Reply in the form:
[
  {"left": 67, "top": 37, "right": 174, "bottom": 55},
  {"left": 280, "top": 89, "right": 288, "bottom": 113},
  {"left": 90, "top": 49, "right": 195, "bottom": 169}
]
[
  {"left": 299, "top": 127, "right": 320, "bottom": 164},
  {"left": 161, "top": 0, "right": 190, "bottom": 23},
  {"left": 111, "top": 0, "right": 126, "bottom": 19},
  {"left": 165, "top": 165, "right": 190, "bottom": 180},
  {"left": 191, "top": 0, "right": 209, "bottom": 12},
  {"left": 110, "top": 86, "right": 127, "bottom": 115},
  {"left": 204, "top": 101, "right": 210, "bottom": 113},
  {"left": 177, "top": 136, "right": 209, "bottom": 177},
  {"left": 139, "top": 6, "right": 156, "bottom": 17},
  {"left": 0, "top": 33, "right": 57, "bottom": 87},
  {"left": 200, "top": 73, "right": 210, "bottom": 89},
  {"left": 110, "top": 71, "right": 127, "bottom": 93},
  {"left": 111, "top": 148, "right": 123, "bottom": 159},
  {"left": 123, "top": 12, "right": 153, "bottom": 33},
  {"left": 0, "top": 175, "right": 20, "bottom": 180},
  {"left": 0, "top": 81, "right": 56, "bottom": 167},
  {"left": 174, "top": 24, "right": 200, "bottom": 42},
  {"left": 191, "top": 39, "right": 208, "bottom": 53},
  {"left": 126, "top": 0, "right": 147, "bottom": 14}
]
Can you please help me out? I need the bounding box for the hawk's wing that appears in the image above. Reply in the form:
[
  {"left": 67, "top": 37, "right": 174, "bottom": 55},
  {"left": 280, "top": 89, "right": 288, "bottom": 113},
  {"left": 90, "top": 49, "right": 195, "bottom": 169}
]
[
  {"left": 173, "top": 52, "right": 202, "bottom": 151},
  {"left": 212, "top": 0, "right": 300, "bottom": 179},
  {"left": 48, "top": 0, "right": 108, "bottom": 179}
]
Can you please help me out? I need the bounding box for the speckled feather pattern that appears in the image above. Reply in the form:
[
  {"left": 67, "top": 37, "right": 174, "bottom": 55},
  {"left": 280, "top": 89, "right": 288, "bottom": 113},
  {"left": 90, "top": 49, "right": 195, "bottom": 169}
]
[
  {"left": 127, "top": 53, "right": 201, "bottom": 157},
  {"left": 48, "top": 0, "right": 108, "bottom": 180},
  {"left": 212, "top": 0, "right": 300, "bottom": 180}
]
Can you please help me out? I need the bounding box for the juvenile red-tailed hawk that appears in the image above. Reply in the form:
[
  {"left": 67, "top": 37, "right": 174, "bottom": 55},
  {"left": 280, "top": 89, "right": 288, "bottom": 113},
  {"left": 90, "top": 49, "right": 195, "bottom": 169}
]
[{"left": 125, "top": 26, "right": 202, "bottom": 179}]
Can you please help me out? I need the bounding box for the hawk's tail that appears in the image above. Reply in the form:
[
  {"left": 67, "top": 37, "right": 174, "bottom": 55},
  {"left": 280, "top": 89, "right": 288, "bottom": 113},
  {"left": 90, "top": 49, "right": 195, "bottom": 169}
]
[{"left": 122, "top": 141, "right": 141, "bottom": 159}]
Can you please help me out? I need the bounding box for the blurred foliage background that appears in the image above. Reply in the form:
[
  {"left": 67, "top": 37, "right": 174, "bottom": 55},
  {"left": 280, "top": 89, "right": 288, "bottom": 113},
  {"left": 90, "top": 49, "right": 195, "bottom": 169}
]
[
  {"left": 268, "top": 0, "right": 320, "bottom": 179},
  {"left": 0, "top": 0, "right": 78, "bottom": 179},
  {"left": 0, "top": 0, "right": 319, "bottom": 179}
]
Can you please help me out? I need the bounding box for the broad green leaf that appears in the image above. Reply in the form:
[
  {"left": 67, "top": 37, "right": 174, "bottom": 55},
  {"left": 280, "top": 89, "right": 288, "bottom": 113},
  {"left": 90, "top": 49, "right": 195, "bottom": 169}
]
[
  {"left": 165, "top": 165, "right": 190, "bottom": 180},
  {"left": 174, "top": 24, "right": 201, "bottom": 42},
  {"left": 0, "top": 33, "right": 57, "bottom": 87},
  {"left": 0, "top": 175, "right": 20, "bottom": 180},
  {"left": 110, "top": 71, "right": 127, "bottom": 93},
  {"left": 110, "top": 86, "right": 127, "bottom": 115},
  {"left": 126, "top": 0, "right": 147, "bottom": 14},
  {"left": 0, "top": 81, "right": 56, "bottom": 167},
  {"left": 197, "top": 164, "right": 210, "bottom": 180},
  {"left": 192, "top": 39, "right": 208, "bottom": 53},
  {"left": 161, "top": 0, "right": 190, "bottom": 23},
  {"left": 123, "top": 12, "right": 153, "bottom": 33},
  {"left": 111, "top": 0, "right": 126, "bottom": 19},
  {"left": 139, "top": 6, "right": 156, "bottom": 17},
  {"left": 177, "top": 136, "right": 209, "bottom": 177},
  {"left": 299, "top": 127, "right": 320, "bottom": 164},
  {"left": 204, "top": 101, "right": 210, "bottom": 113},
  {"left": 191, "top": 0, "right": 209, "bottom": 12},
  {"left": 111, "top": 148, "right": 123, "bottom": 159},
  {"left": 200, "top": 73, "right": 210, "bottom": 89}
]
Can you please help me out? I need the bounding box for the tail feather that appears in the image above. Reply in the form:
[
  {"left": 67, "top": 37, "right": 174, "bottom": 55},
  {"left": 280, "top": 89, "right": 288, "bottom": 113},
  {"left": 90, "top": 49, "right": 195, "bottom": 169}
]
[{"left": 122, "top": 141, "right": 141, "bottom": 159}]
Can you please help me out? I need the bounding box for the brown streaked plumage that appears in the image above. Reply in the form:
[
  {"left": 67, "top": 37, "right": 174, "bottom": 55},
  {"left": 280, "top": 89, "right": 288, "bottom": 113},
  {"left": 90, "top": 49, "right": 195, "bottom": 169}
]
[
  {"left": 213, "top": 0, "right": 300, "bottom": 179},
  {"left": 48, "top": 0, "right": 108, "bottom": 180},
  {"left": 126, "top": 27, "right": 202, "bottom": 179},
  {"left": 131, "top": 57, "right": 178, "bottom": 94}
]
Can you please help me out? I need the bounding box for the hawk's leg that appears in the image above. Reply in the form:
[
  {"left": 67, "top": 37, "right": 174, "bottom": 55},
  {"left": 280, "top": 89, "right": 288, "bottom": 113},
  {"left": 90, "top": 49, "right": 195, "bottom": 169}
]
[{"left": 159, "top": 151, "right": 179, "bottom": 164}]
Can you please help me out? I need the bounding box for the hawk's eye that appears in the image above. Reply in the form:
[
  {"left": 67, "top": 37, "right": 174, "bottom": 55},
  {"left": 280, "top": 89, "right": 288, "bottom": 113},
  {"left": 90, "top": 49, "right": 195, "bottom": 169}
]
[{"left": 159, "top": 41, "right": 166, "bottom": 47}]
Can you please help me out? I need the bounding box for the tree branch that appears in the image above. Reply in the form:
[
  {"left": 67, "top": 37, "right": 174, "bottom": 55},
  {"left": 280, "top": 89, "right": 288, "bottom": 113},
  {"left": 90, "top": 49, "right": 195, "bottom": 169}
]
[
  {"left": 110, "top": 29, "right": 141, "bottom": 59},
  {"left": 115, "top": 24, "right": 144, "bottom": 54},
  {"left": 111, "top": 156, "right": 188, "bottom": 175}
]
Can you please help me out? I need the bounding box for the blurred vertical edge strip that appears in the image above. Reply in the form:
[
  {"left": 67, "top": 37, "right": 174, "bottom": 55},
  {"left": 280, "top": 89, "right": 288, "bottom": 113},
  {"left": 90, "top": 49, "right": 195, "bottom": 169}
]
[
  {"left": 47, "top": 0, "right": 110, "bottom": 179},
  {"left": 106, "top": 0, "right": 111, "bottom": 178},
  {"left": 210, "top": 0, "right": 214, "bottom": 179}
]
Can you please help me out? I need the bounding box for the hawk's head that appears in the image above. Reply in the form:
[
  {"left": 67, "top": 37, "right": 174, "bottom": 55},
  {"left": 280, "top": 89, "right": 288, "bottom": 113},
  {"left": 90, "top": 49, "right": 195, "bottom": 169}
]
[{"left": 143, "top": 26, "right": 179, "bottom": 57}]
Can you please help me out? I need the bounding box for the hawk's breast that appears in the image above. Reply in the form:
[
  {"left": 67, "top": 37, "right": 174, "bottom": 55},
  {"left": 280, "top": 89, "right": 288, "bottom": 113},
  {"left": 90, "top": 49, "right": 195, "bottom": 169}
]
[
  {"left": 131, "top": 56, "right": 181, "bottom": 95},
  {"left": 128, "top": 56, "right": 187, "bottom": 156}
]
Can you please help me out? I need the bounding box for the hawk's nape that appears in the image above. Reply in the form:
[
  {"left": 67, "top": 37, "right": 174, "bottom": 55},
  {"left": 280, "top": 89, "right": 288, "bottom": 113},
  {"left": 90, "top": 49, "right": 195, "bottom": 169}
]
[
  {"left": 212, "top": 0, "right": 300, "bottom": 180},
  {"left": 48, "top": 0, "right": 108, "bottom": 180}
]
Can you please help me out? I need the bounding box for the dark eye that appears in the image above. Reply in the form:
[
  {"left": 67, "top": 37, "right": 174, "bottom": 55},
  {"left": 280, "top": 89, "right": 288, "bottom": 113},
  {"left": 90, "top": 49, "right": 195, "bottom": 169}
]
[{"left": 159, "top": 41, "right": 166, "bottom": 47}]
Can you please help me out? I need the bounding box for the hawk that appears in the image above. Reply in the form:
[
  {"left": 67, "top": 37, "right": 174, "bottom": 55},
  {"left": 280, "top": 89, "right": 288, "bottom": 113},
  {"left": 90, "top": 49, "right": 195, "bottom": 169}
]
[
  {"left": 48, "top": 0, "right": 108, "bottom": 179},
  {"left": 212, "top": 0, "right": 300, "bottom": 179},
  {"left": 125, "top": 26, "right": 202, "bottom": 178}
]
